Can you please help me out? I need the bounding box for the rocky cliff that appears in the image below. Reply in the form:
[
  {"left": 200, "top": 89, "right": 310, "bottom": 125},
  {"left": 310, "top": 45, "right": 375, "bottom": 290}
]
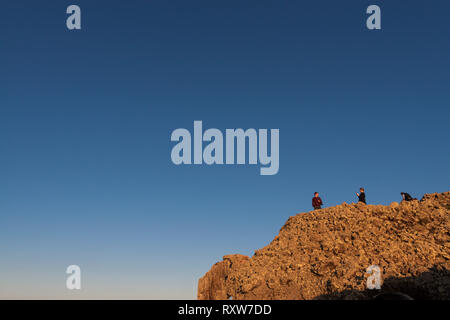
[{"left": 198, "top": 192, "right": 450, "bottom": 300}]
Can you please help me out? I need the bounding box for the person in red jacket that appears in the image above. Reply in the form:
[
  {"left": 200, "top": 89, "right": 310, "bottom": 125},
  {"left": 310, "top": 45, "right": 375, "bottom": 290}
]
[{"left": 312, "top": 192, "right": 323, "bottom": 210}]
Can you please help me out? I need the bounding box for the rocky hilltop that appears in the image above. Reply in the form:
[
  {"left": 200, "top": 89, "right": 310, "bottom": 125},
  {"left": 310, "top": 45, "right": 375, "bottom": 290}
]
[{"left": 198, "top": 192, "right": 450, "bottom": 300}]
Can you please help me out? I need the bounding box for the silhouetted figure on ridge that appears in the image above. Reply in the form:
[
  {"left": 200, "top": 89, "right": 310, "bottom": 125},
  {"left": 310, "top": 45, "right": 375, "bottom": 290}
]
[
  {"left": 312, "top": 192, "right": 323, "bottom": 210},
  {"left": 401, "top": 192, "right": 417, "bottom": 202},
  {"left": 356, "top": 188, "right": 366, "bottom": 204}
]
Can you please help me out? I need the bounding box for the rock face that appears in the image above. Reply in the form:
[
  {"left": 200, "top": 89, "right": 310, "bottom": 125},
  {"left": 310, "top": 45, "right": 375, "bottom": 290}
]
[{"left": 198, "top": 192, "right": 450, "bottom": 300}]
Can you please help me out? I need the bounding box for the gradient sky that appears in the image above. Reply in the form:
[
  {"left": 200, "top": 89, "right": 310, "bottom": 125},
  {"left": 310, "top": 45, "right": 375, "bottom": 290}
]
[{"left": 1, "top": 0, "right": 449, "bottom": 299}]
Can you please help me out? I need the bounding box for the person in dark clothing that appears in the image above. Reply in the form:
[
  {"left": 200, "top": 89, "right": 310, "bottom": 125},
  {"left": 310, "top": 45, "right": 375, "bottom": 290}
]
[
  {"left": 312, "top": 192, "right": 323, "bottom": 210},
  {"left": 356, "top": 188, "right": 366, "bottom": 204},
  {"left": 401, "top": 192, "right": 416, "bottom": 202}
]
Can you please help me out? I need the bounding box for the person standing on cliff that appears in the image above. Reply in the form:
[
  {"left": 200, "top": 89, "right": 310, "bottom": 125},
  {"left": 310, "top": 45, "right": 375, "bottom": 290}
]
[
  {"left": 356, "top": 188, "right": 366, "bottom": 204},
  {"left": 312, "top": 192, "right": 323, "bottom": 210}
]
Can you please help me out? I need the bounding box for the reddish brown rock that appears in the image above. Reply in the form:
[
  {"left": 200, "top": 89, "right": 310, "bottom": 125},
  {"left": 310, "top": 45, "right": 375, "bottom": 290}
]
[
  {"left": 197, "top": 254, "right": 249, "bottom": 300},
  {"left": 198, "top": 191, "right": 450, "bottom": 300}
]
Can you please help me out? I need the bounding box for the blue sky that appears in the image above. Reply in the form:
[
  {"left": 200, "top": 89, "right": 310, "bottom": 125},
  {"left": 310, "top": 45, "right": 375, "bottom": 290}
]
[{"left": 1, "top": 1, "right": 449, "bottom": 299}]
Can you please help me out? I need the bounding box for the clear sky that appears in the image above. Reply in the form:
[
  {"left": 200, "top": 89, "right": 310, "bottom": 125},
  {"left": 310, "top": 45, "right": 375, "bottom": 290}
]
[{"left": 1, "top": 0, "right": 449, "bottom": 299}]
